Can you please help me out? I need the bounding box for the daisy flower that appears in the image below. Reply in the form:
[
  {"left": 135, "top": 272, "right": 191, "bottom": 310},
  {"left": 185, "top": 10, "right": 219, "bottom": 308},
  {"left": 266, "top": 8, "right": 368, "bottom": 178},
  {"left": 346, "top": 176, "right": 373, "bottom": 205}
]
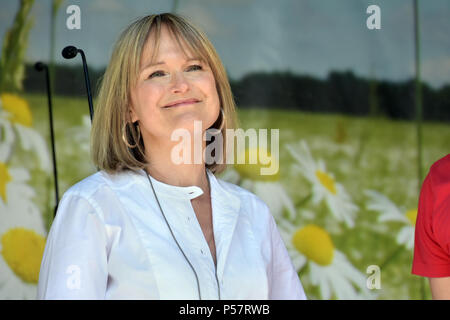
[
  {"left": 223, "top": 145, "right": 296, "bottom": 220},
  {"left": 62, "top": 114, "right": 96, "bottom": 175},
  {"left": 0, "top": 93, "right": 51, "bottom": 172},
  {"left": 0, "top": 162, "right": 40, "bottom": 216},
  {"left": 364, "top": 190, "right": 417, "bottom": 250},
  {"left": 0, "top": 115, "right": 14, "bottom": 161},
  {"left": 66, "top": 114, "right": 91, "bottom": 155},
  {"left": 286, "top": 140, "right": 359, "bottom": 228},
  {"left": 308, "top": 135, "right": 356, "bottom": 159},
  {"left": 0, "top": 166, "right": 47, "bottom": 299},
  {"left": 0, "top": 225, "right": 46, "bottom": 299},
  {"left": 278, "top": 220, "right": 374, "bottom": 300}
]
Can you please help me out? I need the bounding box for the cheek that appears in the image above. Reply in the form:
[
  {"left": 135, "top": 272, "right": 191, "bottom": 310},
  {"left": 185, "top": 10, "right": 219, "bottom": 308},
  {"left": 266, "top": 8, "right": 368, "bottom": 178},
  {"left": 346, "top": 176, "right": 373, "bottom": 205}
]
[
  {"left": 134, "top": 84, "right": 164, "bottom": 116},
  {"left": 202, "top": 75, "right": 220, "bottom": 106},
  {"left": 133, "top": 88, "right": 164, "bottom": 136}
]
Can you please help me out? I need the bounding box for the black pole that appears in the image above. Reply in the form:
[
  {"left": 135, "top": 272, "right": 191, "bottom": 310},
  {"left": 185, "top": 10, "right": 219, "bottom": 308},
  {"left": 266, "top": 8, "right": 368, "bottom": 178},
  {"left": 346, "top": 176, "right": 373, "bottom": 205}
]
[
  {"left": 61, "top": 46, "right": 94, "bottom": 122},
  {"left": 78, "top": 50, "right": 94, "bottom": 122},
  {"left": 35, "top": 62, "right": 59, "bottom": 218}
]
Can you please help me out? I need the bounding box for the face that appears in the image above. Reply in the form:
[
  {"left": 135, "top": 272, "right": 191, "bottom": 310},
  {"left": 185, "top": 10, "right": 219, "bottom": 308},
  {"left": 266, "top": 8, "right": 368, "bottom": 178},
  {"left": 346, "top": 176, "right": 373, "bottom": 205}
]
[{"left": 129, "top": 25, "right": 220, "bottom": 145}]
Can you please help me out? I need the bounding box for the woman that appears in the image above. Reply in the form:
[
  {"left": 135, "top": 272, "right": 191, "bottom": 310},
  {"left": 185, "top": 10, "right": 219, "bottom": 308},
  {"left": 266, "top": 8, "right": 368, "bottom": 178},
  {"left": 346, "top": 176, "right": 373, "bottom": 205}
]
[{"left": 37, "top": 13, "right": 306, "bottom": 300}]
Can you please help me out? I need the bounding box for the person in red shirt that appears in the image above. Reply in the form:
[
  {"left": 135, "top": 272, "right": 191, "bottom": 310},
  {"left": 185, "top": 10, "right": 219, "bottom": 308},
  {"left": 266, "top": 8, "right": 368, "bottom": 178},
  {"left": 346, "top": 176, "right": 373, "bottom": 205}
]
[{"left": 412, "top": 154, "right": 450, "bottom": 299}]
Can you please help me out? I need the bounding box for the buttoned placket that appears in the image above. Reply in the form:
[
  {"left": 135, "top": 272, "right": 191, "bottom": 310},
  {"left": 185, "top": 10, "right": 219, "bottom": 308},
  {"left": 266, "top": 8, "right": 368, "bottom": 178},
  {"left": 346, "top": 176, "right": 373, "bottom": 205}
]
[
  {"left": 141, "top": 169, "right": 240, "bottom": 300},
  {"left": 184, "top": 189, "right": 221, "bottom": 299}
]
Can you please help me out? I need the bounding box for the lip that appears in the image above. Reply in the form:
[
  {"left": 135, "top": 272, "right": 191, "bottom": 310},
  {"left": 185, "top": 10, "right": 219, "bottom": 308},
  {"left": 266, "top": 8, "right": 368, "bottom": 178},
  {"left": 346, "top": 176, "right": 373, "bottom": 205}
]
[{"left": 164, "top": 98, "right": 200, "bottom": 108}]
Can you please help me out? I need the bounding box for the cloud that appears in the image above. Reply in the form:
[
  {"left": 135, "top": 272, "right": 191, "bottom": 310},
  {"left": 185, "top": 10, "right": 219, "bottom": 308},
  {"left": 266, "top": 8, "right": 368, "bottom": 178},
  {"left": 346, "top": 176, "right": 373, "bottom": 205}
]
[
  {"left": 88, "top": 0, "right": 126, "bottom": 13},
  {"left": 422, "top": 56, "right": 450, "bottom": 88},
  {"left": 181, "top": 4, "right": 222, "bottom": 37}
]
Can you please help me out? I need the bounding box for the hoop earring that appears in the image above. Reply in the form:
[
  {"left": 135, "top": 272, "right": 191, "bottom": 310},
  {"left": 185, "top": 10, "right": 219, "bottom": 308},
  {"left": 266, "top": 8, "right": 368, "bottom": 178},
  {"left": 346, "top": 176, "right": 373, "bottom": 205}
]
[{"left": 122, "top": 122, "right": 140, "bottom": 148}]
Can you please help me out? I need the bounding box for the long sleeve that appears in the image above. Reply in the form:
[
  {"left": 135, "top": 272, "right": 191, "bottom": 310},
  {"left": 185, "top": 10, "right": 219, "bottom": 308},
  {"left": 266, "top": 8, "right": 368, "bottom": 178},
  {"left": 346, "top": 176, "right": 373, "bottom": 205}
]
[
  {"left": 268, "top": 213, "right": 307, "bottom": 300},
  {"left": 37, "top": 193, "right": 109, "bottom": 299}
]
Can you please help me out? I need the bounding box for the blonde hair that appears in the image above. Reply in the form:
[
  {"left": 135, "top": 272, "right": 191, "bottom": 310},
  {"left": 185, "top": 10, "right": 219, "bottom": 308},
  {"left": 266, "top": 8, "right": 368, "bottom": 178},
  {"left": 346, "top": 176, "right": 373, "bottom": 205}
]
[{"left": 91, "top": 13, "right": 239, "bottom": 174}]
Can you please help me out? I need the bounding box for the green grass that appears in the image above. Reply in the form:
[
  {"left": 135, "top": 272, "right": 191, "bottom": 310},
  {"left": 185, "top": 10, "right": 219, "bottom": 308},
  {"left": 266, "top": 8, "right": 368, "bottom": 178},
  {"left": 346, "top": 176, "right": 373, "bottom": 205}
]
[
  {"left": 21, "top": 94, "right": 450, "bottom": 299},
  {"left": 237, "top": 108, "right": 450, "bottom": 299}
]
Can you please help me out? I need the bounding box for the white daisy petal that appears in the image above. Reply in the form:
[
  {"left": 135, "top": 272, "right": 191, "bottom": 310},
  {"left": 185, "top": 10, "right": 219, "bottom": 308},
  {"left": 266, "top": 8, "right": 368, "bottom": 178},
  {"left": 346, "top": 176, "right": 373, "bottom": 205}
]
[
  {"left": 0, "top": 176, "right": 47, "bottom": 299},
  {"left": 292, "top": 254, "right": 307, "bottom": 271},
  {"left": 396, "top": 226, "right": 415, "bottom": 249},
  {"left": 15, "top": 125, "right": 51, "bottom": 172},
  {"left": 253, "top": 182, "right": 296, "bottom": 219},
  {"left": 329, "top": 268, "right": 358, "bottom": 299},
  {"left": 9, "top": 167, "right": 30, "bottom": 183},
  {"left": 333, "top": 251, "right": 367, "bottom": 286},
  {"left": 287, "top": 140, "right": 358, "bottom": 227},
  {"left": 364, "top": 189, "right": 409, "bottom": 224},
  {"left": 0, "top": 118, "right": 14, "bottom": 162}
]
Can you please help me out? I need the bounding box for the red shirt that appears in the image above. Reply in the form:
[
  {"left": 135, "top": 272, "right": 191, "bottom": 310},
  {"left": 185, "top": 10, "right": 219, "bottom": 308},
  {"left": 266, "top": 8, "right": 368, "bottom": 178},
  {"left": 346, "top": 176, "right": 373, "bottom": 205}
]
[{"left": 412, "top": 154, "right": 450, "bottom": 277}]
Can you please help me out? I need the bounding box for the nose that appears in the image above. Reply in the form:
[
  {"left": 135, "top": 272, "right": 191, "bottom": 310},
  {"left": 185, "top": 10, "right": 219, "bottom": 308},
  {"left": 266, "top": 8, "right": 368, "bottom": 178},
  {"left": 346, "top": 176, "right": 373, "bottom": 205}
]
[{"left": 170, "top": 71, "right": 189, "bottom": 93}]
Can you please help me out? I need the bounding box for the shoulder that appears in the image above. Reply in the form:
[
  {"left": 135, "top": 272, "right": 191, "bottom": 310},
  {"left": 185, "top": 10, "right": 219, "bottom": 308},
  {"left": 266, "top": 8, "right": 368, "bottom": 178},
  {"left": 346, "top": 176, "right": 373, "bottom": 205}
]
[
  {"left": 54, "top": 169, "right": 144, "bottom": 230},
  {"left": 419, "top": 154, "right": 450, "bottom": 248},
  {"left": 428, "top": 154, "right": 450, "bottom": 185},
  {"left": 214, "top": 175, "right": 273, "bottom": 224},
  {"left": 60, "top": 169, "right": 140, "bottom": 206},
  {"left": 217, "top": 175, "right": 269, "bottom": 206},
  {"left": 413, "top": 155, "right": 450, "bottom": 276},
  {"left": 424, "top": 154, "right": 450, "bottom": 204}
]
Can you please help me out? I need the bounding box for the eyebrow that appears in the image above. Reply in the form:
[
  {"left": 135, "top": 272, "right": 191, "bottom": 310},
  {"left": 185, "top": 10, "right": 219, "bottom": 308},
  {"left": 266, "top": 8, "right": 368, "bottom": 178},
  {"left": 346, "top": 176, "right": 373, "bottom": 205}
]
[{"left": 140, "top": 58, "right": 203, "bottom": 72}]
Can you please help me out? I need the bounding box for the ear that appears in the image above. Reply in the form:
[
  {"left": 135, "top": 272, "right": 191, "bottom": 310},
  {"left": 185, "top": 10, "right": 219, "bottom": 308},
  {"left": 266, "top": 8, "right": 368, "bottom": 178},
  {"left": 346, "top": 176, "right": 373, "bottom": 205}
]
[{"left": 129, "top": 104, "right": 138, "bottom": 123}]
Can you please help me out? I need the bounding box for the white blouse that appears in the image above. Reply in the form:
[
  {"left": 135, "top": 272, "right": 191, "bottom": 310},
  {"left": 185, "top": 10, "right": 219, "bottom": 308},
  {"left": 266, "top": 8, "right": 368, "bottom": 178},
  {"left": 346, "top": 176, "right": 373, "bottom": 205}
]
[{"left": 37, "top": 168, "right": 306, "bottom": 300}]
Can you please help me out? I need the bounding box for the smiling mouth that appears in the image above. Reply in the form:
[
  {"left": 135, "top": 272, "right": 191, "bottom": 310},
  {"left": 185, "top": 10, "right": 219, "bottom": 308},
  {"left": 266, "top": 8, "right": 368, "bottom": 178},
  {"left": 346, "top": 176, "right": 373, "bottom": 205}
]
[{"left": 163, "top": 101, "right": 200, "bottom": 108}]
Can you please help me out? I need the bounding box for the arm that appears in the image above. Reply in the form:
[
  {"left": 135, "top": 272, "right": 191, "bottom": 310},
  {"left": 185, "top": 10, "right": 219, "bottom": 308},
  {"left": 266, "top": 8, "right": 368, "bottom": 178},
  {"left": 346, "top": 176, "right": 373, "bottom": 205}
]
[
  {"left": 268, "top": 214, "right": 307, "bottom": 300},
  {"left": 429, "top": 277, "right": 450, "bottom": 300},
  {"left": 412, "top": 160, "right": 450, "bottom": 297},
  {"left": 37, "top": 193, "right": 109, "bottom": 299}
]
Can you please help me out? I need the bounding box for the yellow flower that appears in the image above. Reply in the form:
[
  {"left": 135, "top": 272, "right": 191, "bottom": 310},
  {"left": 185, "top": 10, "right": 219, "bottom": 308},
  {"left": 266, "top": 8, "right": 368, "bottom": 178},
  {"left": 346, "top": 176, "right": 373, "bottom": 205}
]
[
  {"left": 292, "top": 224, "right": 334, "bottom": 266},
  {"left": 406, "top": 209, "right": 418, "bottom": 226},
  {"left": 234, "top": 146, "right": 280, "bottom": 181},
  {"left": 279, "top": 219, "right": 374, "bottom": 299},
  {"left": 1, "top": 227, "right": 46, "bottom": 284},
  {"left": 1, "top": 93, "right": 33, "bottom": 127},
  {"left": 315, "top": 170, "right": 337, "bottom": 195},
  {"left": 0, "top": 162, "right": 12, "bottom": 203},
  {"left": 286, "top": 140, "right": 359, "bottom": 227}
]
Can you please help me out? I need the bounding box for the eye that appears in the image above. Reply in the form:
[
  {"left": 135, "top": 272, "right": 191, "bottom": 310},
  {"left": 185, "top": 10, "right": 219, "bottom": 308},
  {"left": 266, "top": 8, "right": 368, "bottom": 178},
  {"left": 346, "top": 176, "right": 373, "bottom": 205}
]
[
  {"left": 148, "top": 70, "right": 165, "bottom": 79},
  {"left": 187, "top": 64, "right": 203, "bottom": 71}
]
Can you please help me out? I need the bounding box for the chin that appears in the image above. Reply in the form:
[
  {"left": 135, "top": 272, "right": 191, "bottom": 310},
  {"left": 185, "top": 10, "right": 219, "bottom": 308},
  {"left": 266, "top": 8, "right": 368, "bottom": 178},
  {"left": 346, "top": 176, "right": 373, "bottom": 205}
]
[{"left": 171, "top": 116, "right": 213, "bottom": 132}]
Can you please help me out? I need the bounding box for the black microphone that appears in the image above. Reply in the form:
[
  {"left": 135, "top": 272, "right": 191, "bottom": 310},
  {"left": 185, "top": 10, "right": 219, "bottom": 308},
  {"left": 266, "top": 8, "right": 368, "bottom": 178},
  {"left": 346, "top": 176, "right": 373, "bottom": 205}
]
[
  {"left": 34, "top": 61, "right": 60, "bottom": 218},
  {"left": 61, "top": 45, "right": 94, "bottom": 122}
]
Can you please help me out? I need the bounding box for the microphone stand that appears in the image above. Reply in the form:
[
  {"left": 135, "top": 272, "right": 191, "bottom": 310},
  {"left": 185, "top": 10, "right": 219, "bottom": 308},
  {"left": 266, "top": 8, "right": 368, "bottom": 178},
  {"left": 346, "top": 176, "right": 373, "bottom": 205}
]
[
  {"left": 61, "top": 45, "right": 99, "bottom": 173},
  {"left": 79, "top": 50, "right": 94, "bottom": 122},
  {"left": 35, "top": 62, "right": 59, "bottom": 218},
  {"left": 61, "top": 45, "right": 94, "bottom": 122}
]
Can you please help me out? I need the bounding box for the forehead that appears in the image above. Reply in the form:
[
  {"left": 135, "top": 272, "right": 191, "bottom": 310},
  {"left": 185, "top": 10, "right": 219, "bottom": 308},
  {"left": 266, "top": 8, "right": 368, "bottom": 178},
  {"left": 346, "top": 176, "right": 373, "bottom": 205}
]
[{"left": 141, "top": 25, "right": 198, "bottom": 65}]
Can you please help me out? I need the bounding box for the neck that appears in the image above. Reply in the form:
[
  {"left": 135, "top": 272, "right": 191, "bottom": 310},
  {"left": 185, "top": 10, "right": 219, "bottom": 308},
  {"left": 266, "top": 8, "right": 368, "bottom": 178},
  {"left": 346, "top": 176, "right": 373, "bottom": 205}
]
[{"left": 143, "top": 137, "right": 210, "bottom": 195}]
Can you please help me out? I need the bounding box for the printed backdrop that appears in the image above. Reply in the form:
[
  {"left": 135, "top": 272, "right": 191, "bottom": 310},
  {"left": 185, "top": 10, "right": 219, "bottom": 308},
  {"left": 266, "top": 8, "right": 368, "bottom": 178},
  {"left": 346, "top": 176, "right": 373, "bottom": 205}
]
[{"left": 0, "top": 0, "right": 449, "bottom": 299}]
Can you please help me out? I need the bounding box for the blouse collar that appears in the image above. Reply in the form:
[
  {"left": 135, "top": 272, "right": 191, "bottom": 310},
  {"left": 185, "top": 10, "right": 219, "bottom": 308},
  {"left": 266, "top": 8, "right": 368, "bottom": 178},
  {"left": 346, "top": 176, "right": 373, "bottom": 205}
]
[
  {"left": 139, "top": 168, "right": 205, "bottom": 200},
  {"left": 132, "top": 168, "right": 240, "bottom": 209}
]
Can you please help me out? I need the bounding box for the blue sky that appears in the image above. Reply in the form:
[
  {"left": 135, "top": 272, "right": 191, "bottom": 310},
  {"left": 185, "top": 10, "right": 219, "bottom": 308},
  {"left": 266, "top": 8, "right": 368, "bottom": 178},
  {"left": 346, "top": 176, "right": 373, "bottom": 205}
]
[{"left": 0, "top": 0, "right": 449, "bottom": 88}]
